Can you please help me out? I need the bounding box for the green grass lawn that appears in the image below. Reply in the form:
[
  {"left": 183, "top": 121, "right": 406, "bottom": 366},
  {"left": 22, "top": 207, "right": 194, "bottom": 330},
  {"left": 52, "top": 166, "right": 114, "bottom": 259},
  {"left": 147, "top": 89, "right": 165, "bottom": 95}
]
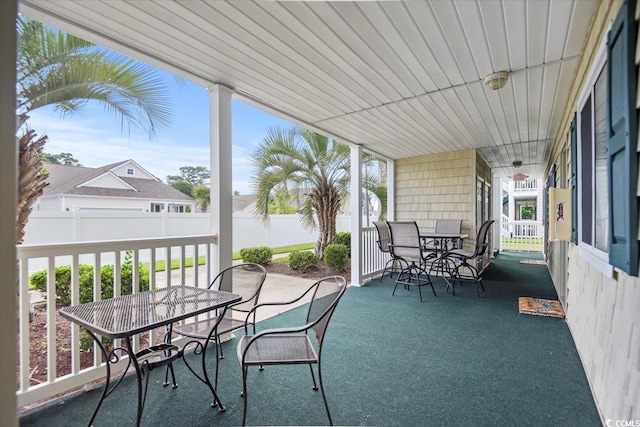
[{"left": 501, "top": 237, "right": 543, "bottom": 251}]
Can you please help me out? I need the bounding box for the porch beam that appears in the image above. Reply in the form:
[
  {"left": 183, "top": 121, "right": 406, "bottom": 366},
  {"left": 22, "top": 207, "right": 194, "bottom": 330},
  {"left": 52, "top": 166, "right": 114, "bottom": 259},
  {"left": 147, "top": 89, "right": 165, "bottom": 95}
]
[
  {"left": 350, "top": 145, "right": 363, "bottom": 286},
  {"left": 1, "top": 1, "right": 18, "bottom": 425},
  {"left": 209, "top": 84, "right": 234, "bottom": 286}
]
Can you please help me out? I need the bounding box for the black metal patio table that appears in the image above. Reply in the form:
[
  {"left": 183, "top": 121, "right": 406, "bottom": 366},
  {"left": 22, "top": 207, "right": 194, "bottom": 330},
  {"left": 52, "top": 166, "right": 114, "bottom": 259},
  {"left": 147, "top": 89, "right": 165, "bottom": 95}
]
[
  {"left": 420, "top": 232, "right": 468, "bottom": 291},
  {"left": 60, "top": 286, "right": 241, "bottom": 427}
]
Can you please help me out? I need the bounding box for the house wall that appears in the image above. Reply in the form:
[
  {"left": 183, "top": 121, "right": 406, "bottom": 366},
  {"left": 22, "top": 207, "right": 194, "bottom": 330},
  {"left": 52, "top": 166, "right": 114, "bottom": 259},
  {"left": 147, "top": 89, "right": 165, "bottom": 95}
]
[
  {"left": 395, "top": 149, "right": 493, "bottom": 271},
  {"left": 62, "top": 195, "right": 149, "bottom": 211},
  {"left": 395, "top": 149, "right": 474, "bottom": 235},
  {"left": 111, "top": 162, "right": 154, "bottom": 179},
  {"left": 475, "top": 155, "right": 492, "bottom": 268},
  {"left": 37, "top": 196, "right": 62, "bottom": 211},
  {"left": 54, "top": 195, "right": 195, "bottom": 212},
  {"left": 81, "top": 173, "right": 132, "bottom": 189},
  {"left": 546, "top": 0, "right": 639, "bottom": 421}
]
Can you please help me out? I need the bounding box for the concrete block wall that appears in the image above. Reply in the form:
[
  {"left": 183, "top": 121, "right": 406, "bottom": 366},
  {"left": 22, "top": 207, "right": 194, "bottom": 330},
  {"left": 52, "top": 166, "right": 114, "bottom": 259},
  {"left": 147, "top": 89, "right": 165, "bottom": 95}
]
[{"left": 395, "top": 149, "right": 474, "bottom": 238}]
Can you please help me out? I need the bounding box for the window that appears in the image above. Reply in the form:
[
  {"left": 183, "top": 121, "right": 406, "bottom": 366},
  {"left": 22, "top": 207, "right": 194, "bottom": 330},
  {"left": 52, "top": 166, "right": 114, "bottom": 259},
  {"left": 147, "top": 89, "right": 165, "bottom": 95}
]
[
  {"left": 127, "top": 168, "right": 134, "bottom": 175},
  {"left": 578, "top": 63, "right": 608, "bottom": 253},
  {"left": 574, "top": 0, "right": 638, "bottom": 277}
]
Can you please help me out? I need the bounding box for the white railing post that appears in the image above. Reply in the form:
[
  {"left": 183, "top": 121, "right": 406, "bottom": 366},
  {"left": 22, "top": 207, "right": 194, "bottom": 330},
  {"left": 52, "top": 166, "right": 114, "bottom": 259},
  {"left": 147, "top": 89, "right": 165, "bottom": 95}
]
[{"left": 16, "top": 234, "right": 217, "bottom": 407}]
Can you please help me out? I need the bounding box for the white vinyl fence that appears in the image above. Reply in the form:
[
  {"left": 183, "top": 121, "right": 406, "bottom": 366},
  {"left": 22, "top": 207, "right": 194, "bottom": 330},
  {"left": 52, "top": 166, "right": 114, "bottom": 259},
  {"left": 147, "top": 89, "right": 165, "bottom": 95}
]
[{"left": 23, "top": 211, "right": 351, "bottom": 251}]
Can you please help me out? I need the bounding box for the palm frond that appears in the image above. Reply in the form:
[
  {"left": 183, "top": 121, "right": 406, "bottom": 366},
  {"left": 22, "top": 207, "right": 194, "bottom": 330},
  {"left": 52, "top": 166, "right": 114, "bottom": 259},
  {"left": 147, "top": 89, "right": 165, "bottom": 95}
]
[{"left": 17, "top": 16, "right": 174, "bottom": 140}]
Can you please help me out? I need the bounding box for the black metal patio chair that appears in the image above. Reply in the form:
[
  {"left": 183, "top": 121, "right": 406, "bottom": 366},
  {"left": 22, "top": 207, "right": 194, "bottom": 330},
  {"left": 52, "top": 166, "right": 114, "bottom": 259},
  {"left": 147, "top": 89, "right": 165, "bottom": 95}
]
[
  {"left": 443, "top": 219, "right": 494, "bottom": 297},
  {"left": 165, "top": 263, "right": 267, "bottom": 388},
  {"left": 237, "top": 276, "right": 347, "bottom": 426},
  {"left": 387, "top": 220, "right": 437, "bottom": 301},
  {"left": 373, "top": 220, "right": 406, "bottom": 281}
]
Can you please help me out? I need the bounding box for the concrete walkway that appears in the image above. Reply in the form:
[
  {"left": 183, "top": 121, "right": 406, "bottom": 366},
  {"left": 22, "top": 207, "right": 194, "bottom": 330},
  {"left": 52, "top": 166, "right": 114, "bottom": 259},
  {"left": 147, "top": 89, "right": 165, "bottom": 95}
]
[{"left": 154, "top": 260, "right": 316, "bottom": 322}]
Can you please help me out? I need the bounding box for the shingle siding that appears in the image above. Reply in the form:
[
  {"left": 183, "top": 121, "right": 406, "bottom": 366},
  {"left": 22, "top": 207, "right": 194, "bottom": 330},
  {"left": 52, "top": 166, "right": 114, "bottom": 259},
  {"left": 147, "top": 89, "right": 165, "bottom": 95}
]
[
  {"left": 546, "top": 0, "right": 639, "bottom": 421},
  {"left": 395, "top": 148, "right": 474, "bottom": 236}
]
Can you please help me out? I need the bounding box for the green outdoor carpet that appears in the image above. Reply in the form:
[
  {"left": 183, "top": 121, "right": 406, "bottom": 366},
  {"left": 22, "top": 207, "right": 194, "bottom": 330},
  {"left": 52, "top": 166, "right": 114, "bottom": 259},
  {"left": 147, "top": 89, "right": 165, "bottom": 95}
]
[{"left": 20, "top": 252, "right": 600, "bottom": 426}]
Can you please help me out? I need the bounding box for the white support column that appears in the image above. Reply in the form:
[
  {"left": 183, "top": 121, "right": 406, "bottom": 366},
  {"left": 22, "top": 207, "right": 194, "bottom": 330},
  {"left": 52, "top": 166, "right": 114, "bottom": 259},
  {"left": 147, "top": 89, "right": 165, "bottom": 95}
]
[
  {"left": 0, "top": 1, "right": 18, "bottom": 425},
  {"left": 492, "top": 174, "right": 502, "bottom": 253},
  {"left": 209, "top": 85, "right": 234, "bottom": 287},
  {"left": 387, "top": 160, "right": 395, "bottom": 220},
  {"left": 508, "top": 181, "right": 515, "bottom": 237},
  {"left": 350, "top": 146, "right": 363, "bottom": 286}
]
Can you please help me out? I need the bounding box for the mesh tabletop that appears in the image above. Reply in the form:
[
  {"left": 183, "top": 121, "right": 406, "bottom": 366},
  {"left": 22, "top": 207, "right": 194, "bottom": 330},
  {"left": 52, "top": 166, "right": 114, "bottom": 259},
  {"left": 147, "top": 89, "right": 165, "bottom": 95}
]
[{"left": 60, "top": 286, "right": 241, "bottom": 339}]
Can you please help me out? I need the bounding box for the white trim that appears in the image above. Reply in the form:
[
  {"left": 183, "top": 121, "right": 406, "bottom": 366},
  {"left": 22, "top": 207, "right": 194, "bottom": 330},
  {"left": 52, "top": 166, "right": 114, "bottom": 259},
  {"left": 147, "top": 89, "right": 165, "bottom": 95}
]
[
  {"left": 109, "top": 159, "right": 160, "bottom": 181},
  {"left": 577, "top": 30, "right": 609, "bottom": 108},
  {"left": 578, "top": 245, "right": 614, "bottom": 278},
  {"left": 575, "top": 26, "right": 613, "bottom": 275},
  {"left": 77, "top": 171, "right": 138, "bottom": 191}
]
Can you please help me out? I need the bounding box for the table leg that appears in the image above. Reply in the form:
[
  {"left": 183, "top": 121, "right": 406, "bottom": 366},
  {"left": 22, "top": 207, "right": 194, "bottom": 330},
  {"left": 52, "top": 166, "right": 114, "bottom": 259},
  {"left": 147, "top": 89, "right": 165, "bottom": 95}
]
[
  {"left": 124, "top": 337, "right": 146, "bottom": 427},
  {"left": 85, "top": 329, "right": 111, "bottom": 427},
  {"left": 83, "top": 329, "right": 133, "bottom": 427}
]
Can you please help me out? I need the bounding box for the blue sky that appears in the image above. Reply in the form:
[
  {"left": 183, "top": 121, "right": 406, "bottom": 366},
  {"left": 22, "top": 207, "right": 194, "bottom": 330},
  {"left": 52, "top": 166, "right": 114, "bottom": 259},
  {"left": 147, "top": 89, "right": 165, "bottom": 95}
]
[{"left": 28, "top": 73, "right": 293, "bottom": 195}]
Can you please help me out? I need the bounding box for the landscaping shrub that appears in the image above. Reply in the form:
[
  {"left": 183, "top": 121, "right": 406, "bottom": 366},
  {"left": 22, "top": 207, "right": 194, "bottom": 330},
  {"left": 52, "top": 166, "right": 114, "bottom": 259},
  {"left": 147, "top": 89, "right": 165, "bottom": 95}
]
[
  {"left": 288, "top": 250, "right": 319, "bottom": 271},
  {"left": 30, "top": 251, "right": 149, "bottom": 305},
  {"left": 323, "top": 244, "right": 349, "bottom": 271},
  {"left": 335, "top": 232, "right": 351, "bottom": 256},
  {"left": 240, "top": 246, "right": 273, "bottom": 265}
]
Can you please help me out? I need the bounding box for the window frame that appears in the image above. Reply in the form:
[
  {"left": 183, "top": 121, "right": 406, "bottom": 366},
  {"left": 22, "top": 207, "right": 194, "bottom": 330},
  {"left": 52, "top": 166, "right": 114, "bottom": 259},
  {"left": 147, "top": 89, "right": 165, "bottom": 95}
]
[{"left": 576, "top": 31, "right": 614, "bottom": 278}]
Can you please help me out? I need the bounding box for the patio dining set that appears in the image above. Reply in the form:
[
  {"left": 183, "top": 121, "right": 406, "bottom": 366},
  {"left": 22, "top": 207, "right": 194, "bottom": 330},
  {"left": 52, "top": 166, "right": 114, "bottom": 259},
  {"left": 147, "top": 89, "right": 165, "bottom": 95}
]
[
  {"left": 59, "top": 265, "right": 347, "bottom": 426},
  {"left": 374, "top": 218, "right": 495, "bottom": 301}
]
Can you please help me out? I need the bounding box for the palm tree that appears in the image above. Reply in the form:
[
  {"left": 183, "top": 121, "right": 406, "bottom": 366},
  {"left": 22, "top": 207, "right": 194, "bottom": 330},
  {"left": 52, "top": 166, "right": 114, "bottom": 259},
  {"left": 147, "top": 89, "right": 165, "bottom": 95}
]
[
  {"left": 251, "top": 126, "right": 353, "bottom": 258},
  {"left": 194, "top": 185, "right": 211, "bottom": 213},
  {"left": 15, "top": 16, "right": 175, "bottom": 243}
]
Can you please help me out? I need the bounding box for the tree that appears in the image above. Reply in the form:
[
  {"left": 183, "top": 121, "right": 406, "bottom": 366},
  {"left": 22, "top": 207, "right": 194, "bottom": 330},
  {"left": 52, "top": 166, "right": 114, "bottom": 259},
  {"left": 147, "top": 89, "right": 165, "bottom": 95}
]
[
  {"left": 193, "top": 185, "right": 210, "bottom": 213},
  {"left": 251, "top": 126, "right": 351, "bottom": 258},
  {"left": 15, "top": 16, "right": 175, "bottom": 243},
  {"left": 169, "top": 181, "right": 194, "bottom": 198},
  {"left": 41, "top": 152, "right": 82, "bottom": 166},
  {"left": 267, "top": 188, "right": 297, "bottom": 214},
  {"left": 167, "top": 166, "right": 210, "bottom": 197}
]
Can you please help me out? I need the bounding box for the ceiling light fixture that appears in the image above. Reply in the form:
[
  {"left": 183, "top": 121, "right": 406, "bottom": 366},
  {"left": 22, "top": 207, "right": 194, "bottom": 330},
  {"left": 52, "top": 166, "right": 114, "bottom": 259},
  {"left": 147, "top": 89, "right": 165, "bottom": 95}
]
[{"left": 483, "top": 71, "right": 509, "bottom": 90}]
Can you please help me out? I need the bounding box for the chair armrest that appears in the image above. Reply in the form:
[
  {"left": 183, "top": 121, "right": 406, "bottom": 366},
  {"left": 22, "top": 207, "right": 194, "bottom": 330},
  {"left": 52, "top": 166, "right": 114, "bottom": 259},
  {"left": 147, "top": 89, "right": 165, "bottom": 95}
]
[{"left": 241, "top": 281, "right": 319, "bottom": 332}]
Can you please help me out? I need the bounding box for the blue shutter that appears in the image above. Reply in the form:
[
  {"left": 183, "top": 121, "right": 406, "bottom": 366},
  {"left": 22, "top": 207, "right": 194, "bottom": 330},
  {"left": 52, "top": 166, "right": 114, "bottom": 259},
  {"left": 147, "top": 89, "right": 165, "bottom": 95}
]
[
  {"left": 607, "top": 0, "right": 638, "bottom": 276},
  {"left": 570, "top": 114, "right": 578, "bottom": 244}
]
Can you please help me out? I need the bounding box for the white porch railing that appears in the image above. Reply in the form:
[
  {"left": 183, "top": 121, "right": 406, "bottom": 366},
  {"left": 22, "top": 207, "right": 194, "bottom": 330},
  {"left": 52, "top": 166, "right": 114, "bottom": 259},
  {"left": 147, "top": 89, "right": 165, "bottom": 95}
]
[
  {"left": 501, "top": 215, "right": 543, "bottom": 252},
  {"left": 16, "top": 234, "right": 217, "bottom": 407},
  {"left": 16, "top": 229, "right": 387, "bottom": 407},
  {"left": 513, "top": 178, "right": 541, "bottom": 191},
  {"left": 361, "top": 226, "right": 389, "bottom": 280}
]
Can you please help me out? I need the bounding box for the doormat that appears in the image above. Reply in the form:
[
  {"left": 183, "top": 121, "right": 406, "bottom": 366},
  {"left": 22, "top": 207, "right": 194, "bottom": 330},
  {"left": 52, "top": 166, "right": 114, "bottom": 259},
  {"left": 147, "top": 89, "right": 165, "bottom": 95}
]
[
  {"left": 518, "top": 297, "right": 565, "bottom": 318},
  {"left": 519, "top": 259, "right": 547, "bottom": 265}
]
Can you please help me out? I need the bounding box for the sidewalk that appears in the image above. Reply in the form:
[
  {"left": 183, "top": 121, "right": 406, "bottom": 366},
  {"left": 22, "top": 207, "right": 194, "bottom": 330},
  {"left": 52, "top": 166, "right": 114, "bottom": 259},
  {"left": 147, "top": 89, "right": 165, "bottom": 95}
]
[{"left": 155, "top": 259, "right": 315, "bottom": 322}]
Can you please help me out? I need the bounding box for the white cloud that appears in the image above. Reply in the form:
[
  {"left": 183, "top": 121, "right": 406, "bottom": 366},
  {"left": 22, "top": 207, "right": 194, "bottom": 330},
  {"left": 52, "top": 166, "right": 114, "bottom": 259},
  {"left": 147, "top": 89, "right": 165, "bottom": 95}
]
[{"left": 28, "top": 111, "right": 254, "bottom": 194}]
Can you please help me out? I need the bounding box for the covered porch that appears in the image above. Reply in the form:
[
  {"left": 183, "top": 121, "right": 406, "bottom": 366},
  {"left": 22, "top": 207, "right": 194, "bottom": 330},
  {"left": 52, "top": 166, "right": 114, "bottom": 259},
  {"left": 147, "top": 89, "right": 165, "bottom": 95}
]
[
  {"left": 3, "top": 1, "right": 638, "bottom": 425},
  {"left": 19, "top": 252, "right": 599, "bottom": 426}
]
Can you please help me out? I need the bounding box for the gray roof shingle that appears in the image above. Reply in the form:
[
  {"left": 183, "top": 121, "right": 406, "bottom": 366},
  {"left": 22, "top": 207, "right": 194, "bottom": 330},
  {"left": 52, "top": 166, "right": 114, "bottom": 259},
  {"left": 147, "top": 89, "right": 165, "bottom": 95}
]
[{"left": 42, "top": 162, "right": 194, "bottom": 201}]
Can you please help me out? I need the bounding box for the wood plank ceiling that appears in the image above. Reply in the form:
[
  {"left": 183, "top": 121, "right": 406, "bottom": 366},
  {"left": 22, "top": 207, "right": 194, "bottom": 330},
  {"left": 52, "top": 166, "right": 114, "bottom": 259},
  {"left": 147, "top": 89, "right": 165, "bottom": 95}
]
[{"left": 21, "top": 0, "right": 597, "bottom": 178}]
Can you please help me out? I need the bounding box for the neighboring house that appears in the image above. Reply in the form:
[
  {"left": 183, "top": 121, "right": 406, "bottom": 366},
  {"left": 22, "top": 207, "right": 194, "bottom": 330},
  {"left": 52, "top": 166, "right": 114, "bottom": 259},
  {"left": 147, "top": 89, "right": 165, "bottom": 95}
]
[
  {"left": 37, "top": 160, "right": 196, "bottom": 213},
  {"left": 502, "top": 178, "right": 542, "bottom": 221},
  {"left": 232, "top": 194, "right": 257, "bottom": 213}
]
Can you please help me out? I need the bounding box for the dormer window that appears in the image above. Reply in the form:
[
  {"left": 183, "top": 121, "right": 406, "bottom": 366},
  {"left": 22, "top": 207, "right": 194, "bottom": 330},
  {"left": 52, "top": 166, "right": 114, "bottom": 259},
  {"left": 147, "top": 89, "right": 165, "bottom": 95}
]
[{"left": 127, "top": 169, "right": 134, "bottom": 175}]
